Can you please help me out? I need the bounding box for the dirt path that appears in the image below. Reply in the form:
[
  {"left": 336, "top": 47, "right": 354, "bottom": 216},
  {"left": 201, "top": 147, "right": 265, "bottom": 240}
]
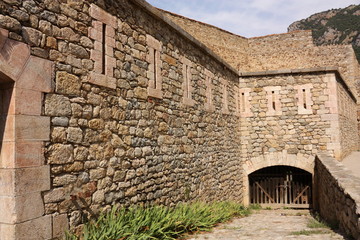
[{"left": 186, "top": 209, "right": 348, "bottom": 240}]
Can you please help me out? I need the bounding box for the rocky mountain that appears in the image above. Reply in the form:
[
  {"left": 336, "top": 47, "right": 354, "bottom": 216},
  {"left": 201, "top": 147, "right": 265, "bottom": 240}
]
[{"left": 288, "top": 4, "right": 360, "bottom": 61}]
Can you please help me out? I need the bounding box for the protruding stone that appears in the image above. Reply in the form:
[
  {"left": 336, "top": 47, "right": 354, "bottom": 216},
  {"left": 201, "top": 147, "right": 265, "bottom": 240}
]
[
  {"left": 45, "top": 94, "right": 71, "bottom": 116},
  {"left": 56, "top": 71, "right": 81, "bottom": 95},
  {"left": 22, "top": 26, "right": 43, "bottom": 46}
]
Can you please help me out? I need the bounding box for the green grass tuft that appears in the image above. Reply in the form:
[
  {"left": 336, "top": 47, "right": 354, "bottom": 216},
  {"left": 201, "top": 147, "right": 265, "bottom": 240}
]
[
  {"left": 307, "top": 218, "right": 330, "bottom": 229},
  {"left": 290, "top": 229, "right": 327, "bottom": 236},
  {"left": 65, "top": 201, "right": 251, "bottom": 240}
]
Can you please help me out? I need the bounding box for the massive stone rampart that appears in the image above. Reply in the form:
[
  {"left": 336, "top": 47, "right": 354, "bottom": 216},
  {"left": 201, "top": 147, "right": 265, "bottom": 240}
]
[
  {"left": 0, "top": 0, "right": 359, "bottom": 239},
  {"left": 0, "top": 0, "right": 243, "bottom": 238}
]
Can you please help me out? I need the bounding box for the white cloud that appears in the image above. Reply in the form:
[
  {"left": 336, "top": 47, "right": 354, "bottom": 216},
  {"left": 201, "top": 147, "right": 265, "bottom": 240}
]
[{"left": 147, "top": 0, "right": 360, "bottom": 37}]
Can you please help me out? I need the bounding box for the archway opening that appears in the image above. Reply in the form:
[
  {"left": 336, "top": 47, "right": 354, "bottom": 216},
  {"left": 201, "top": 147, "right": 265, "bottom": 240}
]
[{"left": 249, "top": 165, "right": 312, "bottom": 208}]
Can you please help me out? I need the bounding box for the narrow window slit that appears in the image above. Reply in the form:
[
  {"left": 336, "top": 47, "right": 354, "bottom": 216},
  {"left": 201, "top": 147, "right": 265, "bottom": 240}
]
[
  {"left": 241, "top": 92, "right": 245, "bottom": 112},
  {"left": 186, "top": 65, "right": 190, "bottom": 98},
  {"left": 153, "top": 49, "right": 157, "bottom": 89},
  {"left": 102, "top": 23, "right": 106, "bottom": 75},
  {"left": 272, "top": 91, "right": 276, "bottom": 110},
  {"left": 302, "top": 89, "right": 307, "bottom": 109}
]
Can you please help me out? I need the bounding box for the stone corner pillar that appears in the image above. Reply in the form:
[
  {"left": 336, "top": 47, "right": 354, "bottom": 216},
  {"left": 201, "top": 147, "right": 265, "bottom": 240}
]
[{"left": 0, "top": 28, "right": 55, "bottom": 240}]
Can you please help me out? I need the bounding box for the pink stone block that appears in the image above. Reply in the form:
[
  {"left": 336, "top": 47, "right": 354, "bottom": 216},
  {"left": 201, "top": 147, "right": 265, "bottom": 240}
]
[
  {"left": 92, "top": 20, "right": 103, "bottom": 31},
  {"left": 88, "top": 27, "right": 102, "bottom": 42},
  {"left": 105, "top": 45, "right": 113, "bottom": 57},
  {"left": 148, "top": 87, "right": 163, "bottom": 99},
  {"left": 0, "top": 192, "right": 44, "bottom": 224},
  {"left": 0, "top": 141, "right": 15, "bottom": 168},
  {"left": 15, "top": 115, "right": 50, "bottom": 141},
  {"left": 87, "top": 72, "right": 116, "bottom": 89},
  {"left": 17, "top": 56, "right": 54, "bottom": 93},
  {"left": 13, "top": 88, "right": 42, "bottom": 116},
  {"left": 89, "top": 4, "right": 117, "bottom": 28},
  {"left": 105, "top": 25, "right": 115, "bottom": 37},
  {"left": 94, "top": 40, "right": 102, "bottom": 51},
  {"left": 14, "top": 141, "right": 44, "bottom": 168},
  {"left": 105, "top": 36, "right": 115, "bottom": 48},
  {"left": 0, "top": 166, "right": 50, "bottom": 196},
  {"left": 105, "top": 64, "right": 114, "bottom": 77},
  {"left": 52, "top": 214, "right": 69, "bottom": 238},
  {"left": 0, "top": 223, "right": 15, "bottom": 240},
  {"left": 0, "top": 39, "right": 30, "bottom": 81},
  {"left": 0, "top": 28, "right": 9, "bottom": 50},
  {"left": 182, "top": 97, "right": 195, "bottom": 107},
  {"left": 90, "top": 49, "right": 103, "bottom": 62},
  {"left": 14, "top": 165, "right": 50, "bottom": 195},
  {"left": 14, "top": 215, "right": 52, "bottom": 240},
  {"left": 0, "top": 169, "right": 14, "bottom": 196},
  {"left": 0, "top": 141, "right": 45, "bottom": 169}
]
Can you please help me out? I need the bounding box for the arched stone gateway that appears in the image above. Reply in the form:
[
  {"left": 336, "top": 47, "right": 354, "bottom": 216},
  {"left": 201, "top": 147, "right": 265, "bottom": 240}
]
[
  {"left": 0, "top": 28, "right": 54, "bottom": 239},
  {"left": 242, "top": 151, "right": 315, "bottom": 206}
]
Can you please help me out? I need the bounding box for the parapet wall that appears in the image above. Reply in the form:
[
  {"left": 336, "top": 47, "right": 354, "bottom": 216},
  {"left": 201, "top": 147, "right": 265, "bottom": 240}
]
[
  {"left": 314, "top": 153, "right": 360, "bottom": 239},
  {"left": 247, "top": 32, "right": 360, "bottom": 93},
  {"left": 162, "top": 11, "right": 249, "bottom": 70},
  {"left": 162, "top": 13, "right": 360, "bottom": 99}
]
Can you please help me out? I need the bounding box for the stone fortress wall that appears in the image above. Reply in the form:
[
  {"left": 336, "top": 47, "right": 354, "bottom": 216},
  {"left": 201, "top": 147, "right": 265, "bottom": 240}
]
[
  {"left": 164, "top": 9, "right": 360, "bottom": 156},
  {"left": 164, "top": 11, "right": 360, "bottom": 94},
  {"left": 0, "top": 0, "right": 244, "bottom": 238},
  {"left": 0, "top": 0, "right": 359, "bottom": 239},
  {"left": 163, "top": 11, "right": 249, "bottom": 71}
]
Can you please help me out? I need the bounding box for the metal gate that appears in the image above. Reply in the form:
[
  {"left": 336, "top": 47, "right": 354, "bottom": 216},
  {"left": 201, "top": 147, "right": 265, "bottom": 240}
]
[{"left": 249, "top": 166, "right": 312, "bottom": 208}]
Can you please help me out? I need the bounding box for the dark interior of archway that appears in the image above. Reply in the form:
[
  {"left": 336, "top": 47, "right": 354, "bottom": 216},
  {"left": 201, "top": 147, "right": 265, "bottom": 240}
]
[
  {"left": 0, "top": 80, "right": 14, "bottom": 157},
  {"left": 249, "top": 166, "right": 312, "bottom": 207}
]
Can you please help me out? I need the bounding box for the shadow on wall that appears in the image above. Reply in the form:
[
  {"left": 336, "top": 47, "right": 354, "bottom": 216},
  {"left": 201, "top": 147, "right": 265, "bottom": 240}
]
[{"left": 0, "top": 80, "right": 14, "bottom": 161}]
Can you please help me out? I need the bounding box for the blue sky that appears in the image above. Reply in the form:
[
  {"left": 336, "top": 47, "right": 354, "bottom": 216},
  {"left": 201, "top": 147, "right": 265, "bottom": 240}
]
[{"left": 146, "top": 0, "right": 360, "bottom": 37}]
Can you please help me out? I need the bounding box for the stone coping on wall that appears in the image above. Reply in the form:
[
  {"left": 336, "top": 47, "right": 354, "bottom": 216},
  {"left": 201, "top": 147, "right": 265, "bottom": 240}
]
[
  {"left": 317, "top": 152, "right": 360, "bottom": 201},
  {"left": 131, "top": 0, "right": 239, "bottom": 77},
  {"left": 316, "top": 152, "right": 360, "bottom": 238},
  {"left": 239, "top": 67, "right": 358, "bottom": 103},
  {"left": 159, "top": 9, "right": 247, "bottom": 40}
]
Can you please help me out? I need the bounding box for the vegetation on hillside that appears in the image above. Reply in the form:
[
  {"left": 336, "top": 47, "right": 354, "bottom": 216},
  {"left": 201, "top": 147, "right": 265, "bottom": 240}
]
[{"left": 288, "top": 4, "right": 360, "bottom": 61}]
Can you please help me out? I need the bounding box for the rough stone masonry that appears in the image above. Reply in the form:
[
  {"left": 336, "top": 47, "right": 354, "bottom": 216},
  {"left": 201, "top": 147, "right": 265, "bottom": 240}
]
[{"left": 0, "top": 0, "right": 359, "bottom": 239}]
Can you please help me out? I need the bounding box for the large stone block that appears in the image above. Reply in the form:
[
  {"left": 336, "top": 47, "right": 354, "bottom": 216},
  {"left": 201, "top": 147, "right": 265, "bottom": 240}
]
[
  {"left": 0, "top": 166, "right": 50, "bottom": 196},
  {"left": 0, "top": 192, "right": 44, "bottom": 224},
  {"left": 1, "top": 115, "right": 47, "bottom": 143},
  {"left": 11, "top": 88, "right": 42, "bottom": 115},
  {"left": 0, "top": 141, "right": 44, "bottom": 168},
  {"left": 52, "top": 214, "right": 68, "bottom": 239},
  {"left": 55, "top": 71, "right": 81, "bottom": 95},
  {"left": 0, "top": 215, "right": 52, "bottom": 240},
  {"left": 0, "top": 33, "right": 30, "bottom": 81},
  {"left": 15, "top": 115, "right": 50, "bottom": 141},
  {"left": 45, "top": 94, "right": 71, "bottom": 117},
  {"left": 17, "top": 56, "right": 54, "bottom": 93}
]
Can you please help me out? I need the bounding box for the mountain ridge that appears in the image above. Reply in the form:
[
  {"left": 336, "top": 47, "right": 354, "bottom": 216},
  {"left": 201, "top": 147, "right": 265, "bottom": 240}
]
[{"left": 288, "top": 4, "right": 360, "bottom": 61}]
